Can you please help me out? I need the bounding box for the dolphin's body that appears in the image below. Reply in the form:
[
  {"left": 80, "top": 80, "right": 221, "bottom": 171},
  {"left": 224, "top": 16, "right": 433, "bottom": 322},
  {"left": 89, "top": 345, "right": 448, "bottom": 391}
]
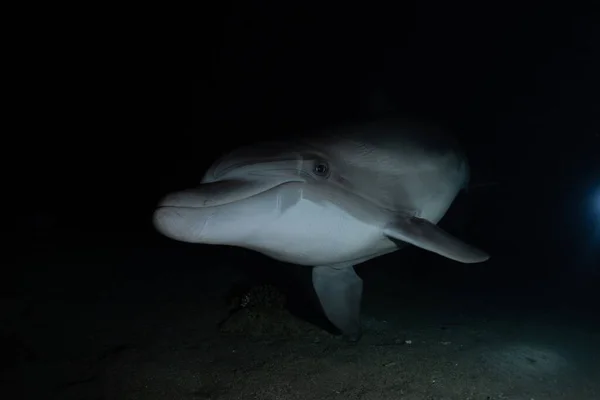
[{"left": 153, "top": 118, "right": 489, "bottom": 340}]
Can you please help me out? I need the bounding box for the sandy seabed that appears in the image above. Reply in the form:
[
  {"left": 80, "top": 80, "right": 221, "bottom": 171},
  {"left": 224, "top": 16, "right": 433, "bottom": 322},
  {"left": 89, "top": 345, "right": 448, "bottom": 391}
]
[{"left": 3, "top": 255, "right": 599, "bottom": 400}]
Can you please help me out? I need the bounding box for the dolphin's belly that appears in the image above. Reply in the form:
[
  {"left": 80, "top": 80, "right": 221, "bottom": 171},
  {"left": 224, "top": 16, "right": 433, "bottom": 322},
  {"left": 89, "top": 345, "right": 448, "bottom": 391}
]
[{"left": 240, "top": 197, "right": 396, "bottom": 266}]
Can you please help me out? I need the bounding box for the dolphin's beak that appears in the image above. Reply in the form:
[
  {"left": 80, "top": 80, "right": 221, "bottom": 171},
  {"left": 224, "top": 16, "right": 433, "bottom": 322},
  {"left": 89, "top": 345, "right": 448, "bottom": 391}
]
[
  {"left": 156, "top": 178, "right": 285, "bottom": 208},
  {"left": 153, "top": 205, "right": 218, "bottom": 243},
  {"left": 155, "top": 155, "right": 309, "bottom": 210},
  {"left": 153, "top": 175, "right": 299, "bottom": 243}
]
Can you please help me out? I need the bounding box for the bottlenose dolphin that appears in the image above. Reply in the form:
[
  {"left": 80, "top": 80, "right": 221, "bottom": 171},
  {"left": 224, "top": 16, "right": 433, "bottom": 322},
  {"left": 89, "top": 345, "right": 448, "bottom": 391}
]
[{"left": 153, "top": 118, "right": 489, "bottom": 340}]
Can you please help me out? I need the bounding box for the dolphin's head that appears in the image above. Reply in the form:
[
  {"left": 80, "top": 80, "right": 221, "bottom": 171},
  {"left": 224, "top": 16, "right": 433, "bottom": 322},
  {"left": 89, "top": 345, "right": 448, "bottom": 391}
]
[{"left": 153, "top": 139, "right": 375, "bottom": 255}]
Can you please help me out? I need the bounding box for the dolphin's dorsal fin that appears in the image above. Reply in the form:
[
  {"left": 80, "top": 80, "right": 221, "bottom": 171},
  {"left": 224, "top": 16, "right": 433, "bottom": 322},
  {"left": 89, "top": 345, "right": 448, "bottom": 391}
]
[{"left": 384, "top": 216, "right": 489, "bottom": 263}]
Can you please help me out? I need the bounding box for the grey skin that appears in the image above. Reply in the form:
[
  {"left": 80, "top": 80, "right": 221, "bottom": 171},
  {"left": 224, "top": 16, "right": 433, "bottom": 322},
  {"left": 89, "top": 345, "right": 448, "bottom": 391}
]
[{"left": 153, "top": 118, "right": 489, "bottom": 340}]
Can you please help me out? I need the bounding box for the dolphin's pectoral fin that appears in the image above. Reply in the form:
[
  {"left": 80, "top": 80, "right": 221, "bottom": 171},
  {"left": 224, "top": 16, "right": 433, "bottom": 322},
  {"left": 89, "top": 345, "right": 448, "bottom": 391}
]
[
  {"left": 312, "top": 265, "right": 363, "bottom": 341},
  {"left": 384, "top": 216, "right": 490, "bottom": 263}
]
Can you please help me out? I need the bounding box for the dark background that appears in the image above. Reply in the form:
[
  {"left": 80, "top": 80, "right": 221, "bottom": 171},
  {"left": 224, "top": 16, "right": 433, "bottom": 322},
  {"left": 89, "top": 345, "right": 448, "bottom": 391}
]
[{"left": 15, "top": 3, "right": 599, "bottom": 309}]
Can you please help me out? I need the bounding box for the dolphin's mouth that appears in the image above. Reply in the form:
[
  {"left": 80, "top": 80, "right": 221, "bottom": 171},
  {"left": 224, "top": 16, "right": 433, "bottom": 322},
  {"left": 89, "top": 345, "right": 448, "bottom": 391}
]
[
  {"left": 156, "top": 177, "right": 300, "bottom": 209},
  {"left": 153, "top": 177, "right": 302, "bottom": 244}
]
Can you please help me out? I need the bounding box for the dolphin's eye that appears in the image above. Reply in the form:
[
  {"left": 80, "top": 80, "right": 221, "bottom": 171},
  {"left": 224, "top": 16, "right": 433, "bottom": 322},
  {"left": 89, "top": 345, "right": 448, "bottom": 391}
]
[{"left": 313, "top": 162, "right": 329, "bottom": 176}]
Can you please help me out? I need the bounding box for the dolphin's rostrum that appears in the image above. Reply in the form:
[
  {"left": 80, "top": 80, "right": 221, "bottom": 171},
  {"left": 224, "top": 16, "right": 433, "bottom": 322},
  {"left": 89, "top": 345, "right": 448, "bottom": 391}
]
[{"left": 153, "top": 118, "right": 489, "bottom": 340}]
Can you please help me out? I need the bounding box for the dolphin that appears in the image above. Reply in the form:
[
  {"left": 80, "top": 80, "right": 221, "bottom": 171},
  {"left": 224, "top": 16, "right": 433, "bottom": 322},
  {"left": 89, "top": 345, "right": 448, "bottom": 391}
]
[{"left": 153, "top": 118, "right": 489, "bottom": 340}]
